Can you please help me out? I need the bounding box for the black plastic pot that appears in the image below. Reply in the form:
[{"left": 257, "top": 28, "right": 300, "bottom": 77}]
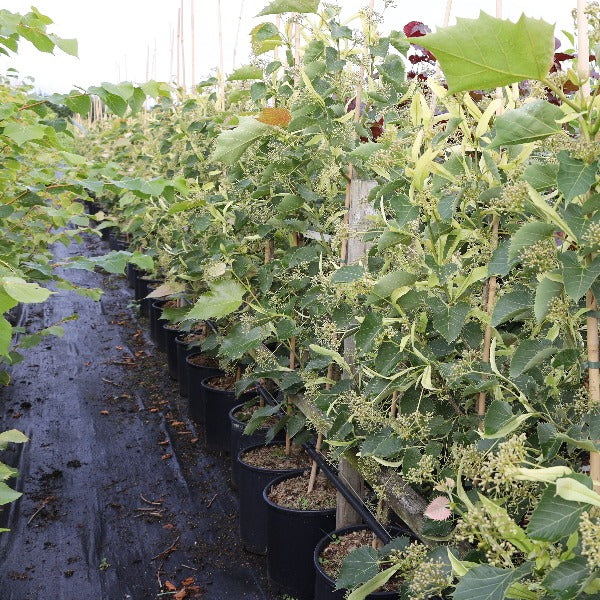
[
  {"left": 264, "top": 473, "right": 336, "bottom": 600},
  {"left": 237, "top": 442, "right": 306, "bottom": 555},
  {"left": 127, "top": 264, "right": 139, "bottom": 289},
  {"left": 185, "top": 352, "right": 222, "bottom": 422},
  {"left": 150, "top": 300, "right": 166, "bottom": 346},
  {"left": 138, "top": 278, "right": 162, "bottom": 317},
  {"left": 135, "top": 274, "right": 160, "bottom": 303},
  {"left": 229, "top": 401, "right": 283, "bottom": 489},
  {"left": 154, "top": 302, "right": 168, "bottom": 352},
  {"left": 164, "top": 325, "right": 181, "bottom": 380},
  {"left": 314, "top": 526, "right": 404, "bottom": 600},
  {"left": 201, "top": 376, "right": 254, "bottom": 452},
  {"left": 176, "top": 335, "right": 196, "bottom": 397},
  {"left": 108, "top": 229, "right": 120, "bottom": 249}
]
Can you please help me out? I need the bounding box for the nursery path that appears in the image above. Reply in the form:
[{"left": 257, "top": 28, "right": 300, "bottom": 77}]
[{"left": 0, "top": 232, "right": 274, "bottom": 600}]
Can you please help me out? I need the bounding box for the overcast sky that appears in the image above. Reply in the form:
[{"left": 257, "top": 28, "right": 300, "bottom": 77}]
[{"left": 0, "top": 1, "right": 576, "bottom": 94}]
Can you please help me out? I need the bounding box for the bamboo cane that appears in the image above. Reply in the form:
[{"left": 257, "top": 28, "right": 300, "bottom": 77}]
[
  {"left": 233, "top": 0, "right": 245, "bottom": 71},
  {"left": 293, "top": 13, "right": 301, "bottom": 85},
  {"left": 217, "top": 0, "right": 225, "bottom": 111},
  {"left": 176, "top": 7, "right": 181, "bottom": 87},
  {"left": 477, "top": 0, "right": 503, "bottom": 421},
  {"left": 180, "top": 0, "right": 187, "bottom": 91},
  {"left": 169, "top": 25, "right": 175, "bottom": 84},
  {"left": 578, "top": 0, "right": 600, "bottom": 491},
  {"left": 190, "top": 0, "right": 196, "bottom": 89}
]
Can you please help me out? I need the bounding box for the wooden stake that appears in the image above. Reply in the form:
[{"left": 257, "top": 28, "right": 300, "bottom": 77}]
[
  {"left": 217, "top": 0, "right": 225, "bottom": 111},
  {"left": 294, "top": 13, "right": 301, "bottom": 85},
  {"left": 578, "top": 0, "right": 599, "bottom": 490},
  {"left": 190, "top": 0, "right": 196, "bottom": 89},
  {"left": 477, "top": 1, "right": 503, "bottom": 421}
]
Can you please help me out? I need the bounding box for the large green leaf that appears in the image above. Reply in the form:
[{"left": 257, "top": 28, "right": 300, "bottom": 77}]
[
  {"left": 336, "top": 545, "right": 379, "bottom": 590},
  {"left": 185, "top": 280, "right": 245, "bottom": 321},
  {"left": 483, "top": 400, "right": 533, "bottom": 439},
  {"left": 527, "top": 477, "right": 592, "bottom": 541},
  {"left": 509, "top": 339, "right": 556, "bottom": 378},
  {"left": 541, "top": 558, "right": 590, "bottom": 599},
  {"left": 0, "top": 429, "right": 28, "bottom": 446},
  {"left": 491, "top": 289, "right": 532, "bottom": 327},
  {"left": 453, "top": 563, "right": 532, "bottom": 600},
  {"left": 3, "top": 123, "right": 46, "bottom": 146},
  {"left": 557, "top": 151, "right": 598, "bottom": 202},
  {"left": 2, "top": 277, "right": 52, "bottom": 303},
  {"left": 346, "top": 565, "right": 402, "bottom": 600},
  {"left": 212, "top": 117, "right": 270, "bottom": 164},
  {"left": 522, "top": 162, "right": 558, "bottom": 191},
  {"left": 413, "top": 12, "right": 554, "bottom": 93},
  {"left": 432, "top": 302, "right": 470, "bottom": 343},
  {"left": 560, "top": 251, "right": 600, "bottom": 301},
  {"left": 534, "top": 276, "right": 563, "bottom": 323},
  {"left": 219, "top": 324, "right": 268, "bottom": 359},
  {"left": 0, "top": 482, "right": 21, "bottom": 506},
  {"left": 228, "top": 65, "right": 264, "bottom": 81},
  {"left": 508, "top": 222, "right": 556, "bottom": 260},
  {"left": 331, "top": 265, "right": 364, "bottom": 284},
  {"left": 489, "top": 100, "right": 563, "bottom": 147},
  {"left": 257, "top": 0, "right": 319, "bottom": 15},
  {"left": 251, "top": 22, "right": 282, "bottom": 55},
  {"left": 0, "top": 317, "right": 11, "bottom": 357},
  {"left": 355, "top": 312, "right": 384, "bottom": 357}
]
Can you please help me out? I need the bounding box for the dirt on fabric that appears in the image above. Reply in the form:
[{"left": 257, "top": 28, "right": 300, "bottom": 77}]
[
  {"left": 240, "top": 444, "right": 310, "bottom": 471},
  {"left": 0, "top": 232, "right": 277, "bottom": 600},
  {"left": 268, "top": 472, "right": 336, "bottom": 511}
]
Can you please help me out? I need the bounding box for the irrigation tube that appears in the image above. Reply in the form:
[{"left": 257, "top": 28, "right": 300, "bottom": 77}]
[{"left": 254, "top": 382, "right": 393, "bottom": 544}]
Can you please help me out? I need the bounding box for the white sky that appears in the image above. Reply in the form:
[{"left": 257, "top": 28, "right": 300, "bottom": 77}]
[{"left": 0, "top": 1, "right": 576, "bottom": 94}]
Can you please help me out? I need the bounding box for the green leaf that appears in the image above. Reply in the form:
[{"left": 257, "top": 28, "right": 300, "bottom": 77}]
[
  {"left": 355, "top": 312, "right": 383, "bottom": 357},
  {"left": 346, "top": 565, "right": 401, "bottom": 600},
  {"left": 534, "top": 276, "right": 563, "bottom": 323},
  {"left": 510, "top": 339, "right": 556, "bottom": 378},
  {"left": 185, "top": 280, "right": 245, "bottom": 321},
  {"left": 335, "top": 546, "right": 381, "bottom": 591},
  {"left": 483, "top": 400, "right": 533, "bottom": 439},
  {"left": 17, "top": 23, "right": 54, "bottom": 52},
  {"left": 453, "top": 563, "right": 532, "bottom": 600},
  {"left": 414, "top": 11, "right": 554, "bottom": 93},
  {"left": 542, "top": 557, "right": 590, "bottom": 599},
  {"left": 220, "top": 324, "right": 267, "bottom": 359},
  {"left": 527, "top": 477, "right": 592, "bottom": 541},
  {"left": 489, "top": 100, "right": 563, "bottom": 147},
  {"left": 557, "top": 151, "right": 598, "bottom": 201},
  {"left": 2, "top": 277, "right": 52, "bottom": 303},
  {"left": 488, "top": 241, "right": 519, "bottom": 277},
  {"left": 331, "top": 265, "right": 364, "bottom": 284},
  {"left": 212, "top": 117, "right": 270, "bottom": 164},
  {"left": 228, "top": 65, "right": 263, "bottom": 81},
  {"left": 560, "top": 251, "right": 600, "bottom": 301},
  {"left": 0, "top": 317, "right": 11, "bottom": 357},
  {"left": 0, "top": 429, "right": 28, "bottom": 445},
  {"left": 378, "top": 55, "right": 405, "bottom": 90},
  {"left": 432, "top": 302, "right": 470, "bottom": 343},
  {"left": 522, "top": 162, "right": 558, "bottom": 191},
  {"left": 0, "top": 288, "right": 17, "bottom": 314},
  {"left": 508, "top": 222, "right": 556, "bottom": 260},
  {"left": 257, "top": 0, "right": 319, "bottom": 16},
  {"left": 360, "top": 429, "right": 403, "bottom": 459},
  {"left": 0, "top": 482, "right": 21, "bottom": 506},
  {"left": 3, "top": 123, "right": 46, "bottom": 145},
  {"left": 250, "top": 22, "right": 282, "bottom": 55},
  {"left": 49, "top": 34, "right": 78, "bottom": 56},
  {"left": 491, "top": 289, "right": 532, "bottom": 327},
  {"left": 369, "top": 270, "right": 418, "bottom": 302},
  {"left": 101, "top": 81, "right": 134, "bottom": 100}
]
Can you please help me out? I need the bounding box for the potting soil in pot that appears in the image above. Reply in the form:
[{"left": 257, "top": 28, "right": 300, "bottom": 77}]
[
  {"left": 268, "top": 471, "right": 336, "bottom": 511},
  {"left": 241, "top": 443, "right": 309, "bottom": 470}
]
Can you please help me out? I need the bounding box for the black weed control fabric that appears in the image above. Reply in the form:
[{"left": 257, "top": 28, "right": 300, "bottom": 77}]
[{"left": 0, "top": 233, "right": 275, "bottom": 600}]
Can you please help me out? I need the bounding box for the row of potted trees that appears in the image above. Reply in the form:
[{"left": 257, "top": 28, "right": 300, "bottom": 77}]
[{"left": 74, "top": 1, "right": 600, "bottom": 598}]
